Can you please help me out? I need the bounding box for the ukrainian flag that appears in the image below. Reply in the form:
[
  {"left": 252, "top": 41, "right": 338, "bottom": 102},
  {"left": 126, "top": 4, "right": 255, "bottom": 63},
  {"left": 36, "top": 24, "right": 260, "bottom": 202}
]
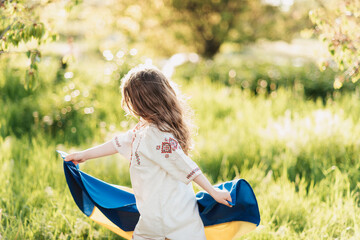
[{"left": 57, "top": 150, "right": 260, "bottom": 240}]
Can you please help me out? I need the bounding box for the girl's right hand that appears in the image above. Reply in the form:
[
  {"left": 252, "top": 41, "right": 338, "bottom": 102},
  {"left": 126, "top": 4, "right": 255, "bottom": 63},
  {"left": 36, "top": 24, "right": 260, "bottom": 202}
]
[{"left": 64, "top": 152, "right": 87, "bottom": 165}]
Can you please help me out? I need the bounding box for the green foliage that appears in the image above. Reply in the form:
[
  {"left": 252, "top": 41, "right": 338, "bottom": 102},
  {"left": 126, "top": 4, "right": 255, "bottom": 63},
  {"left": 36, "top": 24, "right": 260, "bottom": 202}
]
[
  {"left": 0, "top": 2, "right": 46, "bottom": 50},
  {"left": 230, "top": 0, "right": 313, "bottom": 45},
  {"left": 0, "top": 0, "right": 80, "bottom": 91},
  {"left": 174, "top": 57, "right": 359, "bottom": 104},
  {"left": 187, "top": 82, "right": 360, "bottom": 189},
  {"left": 0, "top": 51, "right": 142, "bottom": 144},
  {"left": 310, "top": 0, "right": 360, "bottom": 84},
  {"left": 0, "top": 135, "right": 128, "bottom": 239}
]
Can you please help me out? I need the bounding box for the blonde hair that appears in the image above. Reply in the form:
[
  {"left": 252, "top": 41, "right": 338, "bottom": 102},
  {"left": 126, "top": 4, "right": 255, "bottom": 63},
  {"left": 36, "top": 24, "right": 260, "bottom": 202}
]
[{"left": 120, "top": 64, "right": 194, "bottom": 154}]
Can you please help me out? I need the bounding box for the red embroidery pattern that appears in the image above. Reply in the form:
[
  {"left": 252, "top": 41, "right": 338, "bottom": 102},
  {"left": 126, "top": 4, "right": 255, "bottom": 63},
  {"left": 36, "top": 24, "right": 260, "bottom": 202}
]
[
  {"left": 186, "top": 167, "right": 200, "bottom": 179},
  {"left": 133, "top": 121, "right": 147, "bottom": 133},
  {"left": 169, "top": 137, "right": 178, "bottom": 150},
  {"left": 130, "top": 132, "right": 143, "bottom": 167},
  {"left": 161, "top": 142, "right": 172, "bottom": 153},
  {"left": 135, "top": 152, "right": 141, "bottom": 165},
  {"left": 115, "top": 136, "right": 121, "bottom": 148},
  {"left": 130, "top": 133, "right": 136, "bottom": 167},
  {"left": 156, "top": 137, "right": 182, "bottom": 158}
]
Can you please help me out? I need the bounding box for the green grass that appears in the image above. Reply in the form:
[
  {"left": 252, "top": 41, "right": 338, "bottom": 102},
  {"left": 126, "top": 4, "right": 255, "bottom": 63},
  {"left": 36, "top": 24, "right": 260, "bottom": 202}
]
[{"left": 1, "top": 54, "right": 360, "bottom": 239}]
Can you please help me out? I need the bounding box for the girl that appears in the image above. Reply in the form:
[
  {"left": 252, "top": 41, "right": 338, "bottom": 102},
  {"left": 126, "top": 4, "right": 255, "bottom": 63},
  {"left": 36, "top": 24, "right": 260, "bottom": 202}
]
[{"left": 65, "top": 64, "right": 232, "bottom": 240}]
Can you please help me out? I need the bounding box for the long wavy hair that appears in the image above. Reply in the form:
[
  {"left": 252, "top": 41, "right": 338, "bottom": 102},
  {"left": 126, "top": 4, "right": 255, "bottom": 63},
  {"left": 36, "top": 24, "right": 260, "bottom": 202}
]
[{"left": 120, "top": 64, "right": 194, "bottom": 154}]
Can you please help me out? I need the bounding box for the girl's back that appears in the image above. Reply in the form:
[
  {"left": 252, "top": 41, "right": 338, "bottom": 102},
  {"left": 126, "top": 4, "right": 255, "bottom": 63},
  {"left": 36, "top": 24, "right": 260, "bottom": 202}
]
[{"left": 112, "top": 122, "right": 205, "bottom": 239}]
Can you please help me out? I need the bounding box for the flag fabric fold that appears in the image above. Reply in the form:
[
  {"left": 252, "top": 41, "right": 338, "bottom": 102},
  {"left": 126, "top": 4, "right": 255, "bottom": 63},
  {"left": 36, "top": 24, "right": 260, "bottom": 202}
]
[{"left": 57, "top": 150, "right": 260, "bottom": 240}]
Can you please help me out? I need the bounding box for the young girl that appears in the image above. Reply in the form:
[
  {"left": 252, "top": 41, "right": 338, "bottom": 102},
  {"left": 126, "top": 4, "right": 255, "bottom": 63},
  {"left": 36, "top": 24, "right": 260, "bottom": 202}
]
[{"left": 65, "top": 64, "right": 232, "bottom": 240}]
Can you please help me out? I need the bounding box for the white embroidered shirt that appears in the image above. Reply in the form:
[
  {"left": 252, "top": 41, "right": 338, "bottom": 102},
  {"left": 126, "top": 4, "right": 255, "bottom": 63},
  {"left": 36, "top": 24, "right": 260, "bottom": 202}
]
[{"left": 112, "top": 123, "right": 205, "bottom": 239}]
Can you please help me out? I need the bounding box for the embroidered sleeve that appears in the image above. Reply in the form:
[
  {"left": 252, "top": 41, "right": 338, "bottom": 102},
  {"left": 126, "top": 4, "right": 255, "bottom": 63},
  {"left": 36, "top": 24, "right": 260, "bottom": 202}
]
[
  {"left": 111, "top": 129, "right": 133, "bottom": 161},
  {"left": 140, "top": 127, "right": 202, "bottom": 185}
]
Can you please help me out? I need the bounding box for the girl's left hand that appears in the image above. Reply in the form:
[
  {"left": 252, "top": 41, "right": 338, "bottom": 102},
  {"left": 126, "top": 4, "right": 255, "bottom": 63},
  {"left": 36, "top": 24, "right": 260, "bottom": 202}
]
[
  {"left": 64, "top": 152, "right": 87, "bottom": 165},
  {"left": 211, "top": 188, "right": 233, "bottom": 207}
]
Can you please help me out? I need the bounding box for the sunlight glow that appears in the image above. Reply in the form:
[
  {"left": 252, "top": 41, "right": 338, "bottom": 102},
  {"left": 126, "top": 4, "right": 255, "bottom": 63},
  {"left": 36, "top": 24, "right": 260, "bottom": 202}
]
[
  {"left": 259, "top": 109, "right": 352, "bottom": 155},
  {"left": 116, "top": 50, "right": 125, "bottom": 59},
  {"left": 84, "top": 107, "right": 94, "bottom": 114},
  {"left": 162, "top": 53, "right": 200, "bottom": 78},
  {"left": 262, "top": 0, "right": 294, "bottom": 11},
  {"left": 64, "top": 95, "right": 71, "bottom": 102},
  {"left": 130, "top": 48, "right": 138, "bottom": 56},
  {"left": 145, "top": 58, "right": 153, "bottom": 65},
  {"left": 64, "top": 72, "right": 73, "bottom": 79},
  {"left": 103, "top": 50, "right": 114, "bottom": 61}
]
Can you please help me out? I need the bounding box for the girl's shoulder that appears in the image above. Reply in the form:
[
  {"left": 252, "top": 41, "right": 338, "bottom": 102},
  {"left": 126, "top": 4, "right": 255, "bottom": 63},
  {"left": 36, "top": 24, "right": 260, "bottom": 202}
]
[
  {"left": 140, "top": 123, "right": 178, "bottom": 144},
  {"left": 139, "top": 124, "right": 185, "bottom": 159},
  {"left": 144, "top": 123, "right": 171, "bottom": 137}
]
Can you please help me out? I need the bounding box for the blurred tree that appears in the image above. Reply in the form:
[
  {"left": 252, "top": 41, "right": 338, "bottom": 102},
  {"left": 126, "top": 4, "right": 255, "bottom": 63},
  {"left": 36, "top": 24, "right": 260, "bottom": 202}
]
[
  {"left": 166, "top": 0, "right": 246, "bottom": 58},
  {"left": 310, "top": 0, "right": 360, "bottom": 86},
  {"left": 97, "top": 0, "right": 312, "bottom": 59},
  {"left": 0, "top": 0, "right": 78, "bottom": 90},
  {"left": 159, "top": 0, "right": 313, "bottom": 58}
]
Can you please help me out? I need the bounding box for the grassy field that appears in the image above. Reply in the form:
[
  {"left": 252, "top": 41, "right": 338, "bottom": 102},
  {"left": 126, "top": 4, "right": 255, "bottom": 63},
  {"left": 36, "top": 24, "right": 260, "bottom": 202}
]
[{"left": 1, "top": 53, "right": 360, "bottom": 239}]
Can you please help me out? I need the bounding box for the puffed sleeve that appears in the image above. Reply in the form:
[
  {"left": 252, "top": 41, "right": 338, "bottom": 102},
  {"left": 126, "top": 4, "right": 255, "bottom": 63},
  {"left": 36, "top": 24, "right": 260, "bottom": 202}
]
[
  {"left": 140, "top": 127, "right": 202, "bottom": 185},
  {"left": 111, "top": 129, "right": 133, "bottom": 161}
]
